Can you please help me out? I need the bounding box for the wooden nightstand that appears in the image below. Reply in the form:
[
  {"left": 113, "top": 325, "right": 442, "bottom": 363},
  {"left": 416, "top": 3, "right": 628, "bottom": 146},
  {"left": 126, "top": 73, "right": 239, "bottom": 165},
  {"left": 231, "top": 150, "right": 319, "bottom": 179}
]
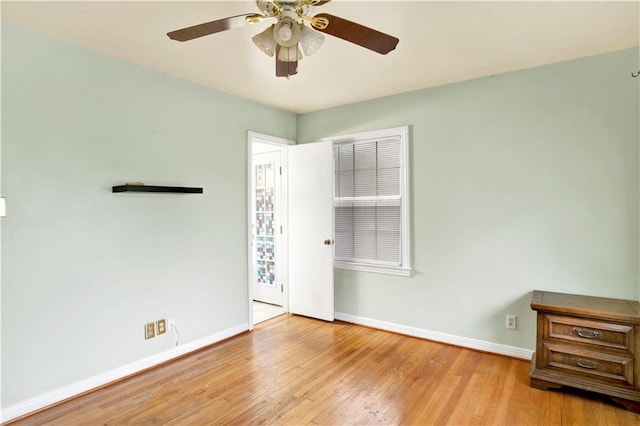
[{"left": 530, "top": 290, "right": 640, "bottom": 413}]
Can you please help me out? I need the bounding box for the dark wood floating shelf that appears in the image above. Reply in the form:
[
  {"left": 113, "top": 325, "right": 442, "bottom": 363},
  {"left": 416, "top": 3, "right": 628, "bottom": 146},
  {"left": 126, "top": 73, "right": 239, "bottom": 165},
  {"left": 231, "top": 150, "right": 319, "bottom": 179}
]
[{"left": 112, "top": 184, "right": 203, "bottom": 194}]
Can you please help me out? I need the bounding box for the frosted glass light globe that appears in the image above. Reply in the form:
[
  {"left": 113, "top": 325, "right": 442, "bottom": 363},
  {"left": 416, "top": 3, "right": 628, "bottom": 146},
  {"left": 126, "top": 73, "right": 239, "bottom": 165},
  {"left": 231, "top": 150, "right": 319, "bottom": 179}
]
[{"left": 278, "top": 24, "right": 292, "bottom": 42}]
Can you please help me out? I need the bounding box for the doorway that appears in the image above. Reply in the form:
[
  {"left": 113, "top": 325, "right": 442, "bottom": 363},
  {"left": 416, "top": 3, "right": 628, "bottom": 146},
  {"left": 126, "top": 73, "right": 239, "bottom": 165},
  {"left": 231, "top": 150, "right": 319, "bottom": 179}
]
[
  {"left": 247, "top": 132, "right": 336, "bottom": 328},
  {"left": 247, "top": 132, "right": 291, "bottom": 326}
]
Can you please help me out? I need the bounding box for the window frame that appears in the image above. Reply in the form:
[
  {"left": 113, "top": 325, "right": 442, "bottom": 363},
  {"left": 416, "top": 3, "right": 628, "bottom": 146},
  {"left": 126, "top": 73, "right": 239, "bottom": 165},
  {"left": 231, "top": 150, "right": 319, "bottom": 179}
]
[{"left": 324, "top": 126, "right": 411, "bottom": 277}]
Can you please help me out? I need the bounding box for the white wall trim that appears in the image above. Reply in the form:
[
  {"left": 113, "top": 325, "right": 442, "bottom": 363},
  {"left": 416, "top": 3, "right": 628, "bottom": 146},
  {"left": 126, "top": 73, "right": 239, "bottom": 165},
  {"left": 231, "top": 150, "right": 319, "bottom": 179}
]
[
  {"left": 335, "top": 312, "right": 534, "bottom": 360},
  {"left": 0, "top": 323, "right": 249, "bottom": 423},
  {"left": 335, "top": 261, "right": 412, "bottom": 277}
]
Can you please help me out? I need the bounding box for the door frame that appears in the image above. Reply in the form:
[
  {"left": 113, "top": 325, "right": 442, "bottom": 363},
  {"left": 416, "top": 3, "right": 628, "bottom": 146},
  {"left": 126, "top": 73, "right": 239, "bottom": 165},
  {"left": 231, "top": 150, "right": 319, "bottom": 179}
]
[{"left": 247, "top": 131, "right": 294, "bottom": 330}]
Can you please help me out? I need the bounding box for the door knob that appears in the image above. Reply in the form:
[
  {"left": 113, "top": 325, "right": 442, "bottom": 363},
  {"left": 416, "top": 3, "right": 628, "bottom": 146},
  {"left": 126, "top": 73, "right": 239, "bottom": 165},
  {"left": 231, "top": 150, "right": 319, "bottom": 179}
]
[{"left": 323, "top": 239, "right": 334, "bottom": 245}]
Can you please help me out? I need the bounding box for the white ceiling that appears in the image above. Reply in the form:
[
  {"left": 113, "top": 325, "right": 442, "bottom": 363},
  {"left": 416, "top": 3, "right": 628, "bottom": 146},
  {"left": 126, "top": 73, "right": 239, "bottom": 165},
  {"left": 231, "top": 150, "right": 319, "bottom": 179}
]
[{"left": 2, "top": 1, "right": 638, "bottom": 113}]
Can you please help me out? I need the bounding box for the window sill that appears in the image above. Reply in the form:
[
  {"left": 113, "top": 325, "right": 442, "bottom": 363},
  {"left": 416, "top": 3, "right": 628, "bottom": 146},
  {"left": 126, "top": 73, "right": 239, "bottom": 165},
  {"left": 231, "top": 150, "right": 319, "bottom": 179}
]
[{"left": 334, "top": 261, "right": 412, "bottom": 277}]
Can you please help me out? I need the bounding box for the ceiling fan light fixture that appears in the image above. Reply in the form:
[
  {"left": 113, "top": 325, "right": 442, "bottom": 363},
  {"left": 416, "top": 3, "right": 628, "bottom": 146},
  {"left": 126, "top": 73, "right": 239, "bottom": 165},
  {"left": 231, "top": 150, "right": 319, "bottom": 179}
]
[
  {"left": 300, "top": 25, "right": 325, "bottom": 56},
  {"left": 274, "top": 17, "right": 301, "bottom": 47},
  {"left": 277, "top": 45, "right": 302, "bottom": 62},
  {"left": 252, "top": 25, "right": 276, "bottom": 57}
]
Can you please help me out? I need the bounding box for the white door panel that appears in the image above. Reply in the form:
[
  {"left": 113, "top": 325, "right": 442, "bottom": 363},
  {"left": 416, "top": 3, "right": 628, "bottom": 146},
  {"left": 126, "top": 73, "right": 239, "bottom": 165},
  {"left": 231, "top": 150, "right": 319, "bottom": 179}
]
[{"left": 288, "top": 142, "right": 334, "bottom": 321}]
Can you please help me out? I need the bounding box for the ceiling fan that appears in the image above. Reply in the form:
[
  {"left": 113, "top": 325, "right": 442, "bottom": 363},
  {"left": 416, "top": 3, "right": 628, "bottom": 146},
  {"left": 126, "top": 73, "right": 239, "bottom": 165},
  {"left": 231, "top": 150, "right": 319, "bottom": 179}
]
[{"left": 167, "top": 0, "right": 399, "bottom": 78}]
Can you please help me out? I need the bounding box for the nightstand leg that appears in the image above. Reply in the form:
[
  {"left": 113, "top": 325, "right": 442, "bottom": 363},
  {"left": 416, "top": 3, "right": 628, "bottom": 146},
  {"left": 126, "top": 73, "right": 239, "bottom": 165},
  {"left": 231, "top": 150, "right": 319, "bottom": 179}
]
[
  {"left": 530, "top": 377, "right": 563, "bottom": 391},
  {"left": 611, "top": 397, "right": 640, "bottom": 414}
]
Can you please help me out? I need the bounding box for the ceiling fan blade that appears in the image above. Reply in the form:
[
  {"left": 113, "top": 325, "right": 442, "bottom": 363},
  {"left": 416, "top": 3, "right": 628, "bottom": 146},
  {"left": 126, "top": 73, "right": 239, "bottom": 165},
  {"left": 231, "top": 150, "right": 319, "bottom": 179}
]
[
  {"left": 275, "top": 45, "right": 298, "bottom": 77},
  {"left": 167, "top": 13, "right": 261, "bottom": 42},
  {"left": 312, "top": 13, "right": 399, "bottom": 55}
]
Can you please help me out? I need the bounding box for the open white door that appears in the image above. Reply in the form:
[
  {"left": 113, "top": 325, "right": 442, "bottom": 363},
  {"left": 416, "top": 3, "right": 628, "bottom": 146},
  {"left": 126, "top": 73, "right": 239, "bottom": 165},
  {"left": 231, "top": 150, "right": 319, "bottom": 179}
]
[{"left": 288, "top": 141, "right": 334, "bottom": 321}]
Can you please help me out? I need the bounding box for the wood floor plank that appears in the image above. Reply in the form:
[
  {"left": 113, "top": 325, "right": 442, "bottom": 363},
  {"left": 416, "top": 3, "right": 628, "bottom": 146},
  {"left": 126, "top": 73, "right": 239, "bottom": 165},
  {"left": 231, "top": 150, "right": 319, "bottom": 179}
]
[
  {"left": 8, "top": 314, "right": 640, "bottom": 425},
  {"left": 485, "top": 355, "right": 524, "bottom": 425}
]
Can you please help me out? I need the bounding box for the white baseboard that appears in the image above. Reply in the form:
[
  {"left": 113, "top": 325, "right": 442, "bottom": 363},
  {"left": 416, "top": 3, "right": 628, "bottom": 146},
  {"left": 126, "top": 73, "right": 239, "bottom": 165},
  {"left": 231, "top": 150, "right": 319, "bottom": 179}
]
[
  {"left": 335, "top": 312, "right": 534, "bottom": 360},
  {"left": 0, "top": 323, "right": 249, "bottom": 423}
]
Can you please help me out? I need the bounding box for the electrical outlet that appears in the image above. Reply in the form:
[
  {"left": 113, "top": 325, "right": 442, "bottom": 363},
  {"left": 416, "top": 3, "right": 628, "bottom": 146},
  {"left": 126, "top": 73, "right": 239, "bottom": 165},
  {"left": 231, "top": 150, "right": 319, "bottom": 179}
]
[
  {"left": 506, "top": 315, "right": 517, "bottom": 330},
  {"left": 168, "top": 317, "right": 176, "bottom": 330},
  {"left": 145, "top": 322, "right": 155, "bottom": 339},
  {"left": 156, "top": 319, "right": 167, "bottom": 335}
]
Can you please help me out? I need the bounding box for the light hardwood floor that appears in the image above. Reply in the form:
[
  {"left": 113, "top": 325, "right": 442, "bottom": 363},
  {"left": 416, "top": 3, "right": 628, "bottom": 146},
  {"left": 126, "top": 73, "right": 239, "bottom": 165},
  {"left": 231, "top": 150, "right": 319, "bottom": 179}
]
[{"left": 9, "top": 314, "right": 640, "bottom": 425}]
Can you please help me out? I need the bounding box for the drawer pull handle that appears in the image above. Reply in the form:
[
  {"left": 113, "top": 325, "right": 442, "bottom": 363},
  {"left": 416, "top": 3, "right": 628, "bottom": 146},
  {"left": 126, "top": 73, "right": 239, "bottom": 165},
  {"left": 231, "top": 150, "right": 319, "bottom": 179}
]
[
  {"left": 571, "top": 357, "right": 599, "bottom": 369},
  {"left": 573, "top": 328, "right": 602, "bottom": 339}
]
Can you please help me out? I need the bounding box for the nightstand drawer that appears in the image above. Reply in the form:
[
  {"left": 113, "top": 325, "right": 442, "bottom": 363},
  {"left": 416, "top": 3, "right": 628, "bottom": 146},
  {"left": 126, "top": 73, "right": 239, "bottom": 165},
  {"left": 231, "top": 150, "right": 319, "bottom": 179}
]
[
  {"left": 543, "top": 342, "right": 634, "bottom": 387},
  {"left": 544, "top": 314, "right": 635, "bottom": 352}
]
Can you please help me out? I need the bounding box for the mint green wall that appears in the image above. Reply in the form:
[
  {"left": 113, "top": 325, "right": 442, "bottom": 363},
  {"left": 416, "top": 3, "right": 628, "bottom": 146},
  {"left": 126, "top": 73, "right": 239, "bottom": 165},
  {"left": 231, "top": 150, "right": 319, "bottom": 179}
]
[
  {"left": 2, "top": 19, "right": 639, "bottom": 411},
  {"left": 298, "top": 47, "right": 640, "bottom": 349},
  {"left": 1, "top": 23, "right": 295, "bottom": 407}
]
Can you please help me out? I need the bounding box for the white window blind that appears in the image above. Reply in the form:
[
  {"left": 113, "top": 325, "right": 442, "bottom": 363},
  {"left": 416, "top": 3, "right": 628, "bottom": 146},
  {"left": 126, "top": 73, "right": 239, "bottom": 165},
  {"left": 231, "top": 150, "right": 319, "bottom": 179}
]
[{"left": 333, "top": 130, "right": 409, "bottom": 274}]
